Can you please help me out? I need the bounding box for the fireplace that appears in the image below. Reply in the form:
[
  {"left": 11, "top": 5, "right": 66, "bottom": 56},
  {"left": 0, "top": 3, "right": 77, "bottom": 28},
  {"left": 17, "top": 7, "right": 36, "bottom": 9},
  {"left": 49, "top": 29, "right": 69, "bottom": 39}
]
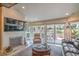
[{"left": 9, "top": 36, "right": 23, "bottom": 48}]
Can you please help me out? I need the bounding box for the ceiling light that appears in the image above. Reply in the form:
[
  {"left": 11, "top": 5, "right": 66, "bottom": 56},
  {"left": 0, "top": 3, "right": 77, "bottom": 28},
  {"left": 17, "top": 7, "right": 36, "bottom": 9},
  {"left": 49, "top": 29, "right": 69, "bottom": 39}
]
[
  {"left": 22, "top": 6, "right": 25, "bottom": 9},
  {"left": 65, "top": 13, "right": 69, "bottom": 16}
]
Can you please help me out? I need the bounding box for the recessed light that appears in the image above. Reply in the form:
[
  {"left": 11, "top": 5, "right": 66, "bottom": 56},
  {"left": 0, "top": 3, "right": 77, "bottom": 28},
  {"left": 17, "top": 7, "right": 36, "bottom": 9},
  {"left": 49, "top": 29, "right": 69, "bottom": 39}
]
[
  {"left": 22, "top": 6, "right": 25, "bottom": 9},
  {"left": 65, "top": 13, "right": 69, "bottom": 16}
]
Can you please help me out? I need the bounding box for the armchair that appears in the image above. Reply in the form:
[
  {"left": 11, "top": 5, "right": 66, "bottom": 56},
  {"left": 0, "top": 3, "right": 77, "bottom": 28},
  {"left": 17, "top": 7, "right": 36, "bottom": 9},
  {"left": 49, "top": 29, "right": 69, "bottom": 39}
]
[{"left": 62, "top": 39, "right": 79, "bottom": 56}]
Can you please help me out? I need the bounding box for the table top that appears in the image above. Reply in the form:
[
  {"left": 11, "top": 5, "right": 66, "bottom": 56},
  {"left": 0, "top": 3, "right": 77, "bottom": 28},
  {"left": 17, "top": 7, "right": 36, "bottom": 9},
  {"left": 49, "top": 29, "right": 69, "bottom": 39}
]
[{"left": 32, "top": 44, "right": 50, "bottom": 51}]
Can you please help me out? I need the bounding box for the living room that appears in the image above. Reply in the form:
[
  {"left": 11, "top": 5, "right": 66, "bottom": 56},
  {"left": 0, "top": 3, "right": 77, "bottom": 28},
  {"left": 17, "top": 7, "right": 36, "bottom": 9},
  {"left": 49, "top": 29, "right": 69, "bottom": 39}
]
[{"left": 0, "top": 3, "right": 79, "bottom": 56}]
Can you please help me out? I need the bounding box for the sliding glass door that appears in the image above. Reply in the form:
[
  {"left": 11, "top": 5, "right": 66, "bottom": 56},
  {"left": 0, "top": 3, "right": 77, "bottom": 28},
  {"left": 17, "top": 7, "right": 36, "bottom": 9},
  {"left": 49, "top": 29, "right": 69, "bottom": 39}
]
[
  {"left": 47, "top": 24, "right": 64, "bottom": 44},
  {"left": 27, "top": 24, "right": 65, "bottom": 45},
  {"left": 55, "top": 24, "right": 64, "bottom": 44},
  {"left": 47, "top": 25, "right": 55, "bottom": 44}
]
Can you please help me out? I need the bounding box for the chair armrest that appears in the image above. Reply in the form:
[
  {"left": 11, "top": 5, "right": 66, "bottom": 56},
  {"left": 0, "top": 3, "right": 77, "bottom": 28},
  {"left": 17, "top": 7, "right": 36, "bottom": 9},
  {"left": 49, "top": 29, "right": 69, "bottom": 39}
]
[
  {"left": 65, "top": 51, "right": 79, "bottom": 54},
  {"left": 63, "top": 41, "right": 79, "bottom": 50}
]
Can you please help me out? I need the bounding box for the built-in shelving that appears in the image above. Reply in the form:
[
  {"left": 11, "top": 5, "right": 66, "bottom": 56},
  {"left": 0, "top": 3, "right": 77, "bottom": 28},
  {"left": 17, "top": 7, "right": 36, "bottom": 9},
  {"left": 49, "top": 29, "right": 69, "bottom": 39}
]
[{"left": 4, "top": 17, "right": 26, "bottom": 31}]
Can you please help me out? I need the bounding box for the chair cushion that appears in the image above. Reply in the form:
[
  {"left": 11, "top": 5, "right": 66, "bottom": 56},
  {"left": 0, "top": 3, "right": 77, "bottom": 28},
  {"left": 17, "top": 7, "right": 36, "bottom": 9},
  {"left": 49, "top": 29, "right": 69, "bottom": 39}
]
[{"left": 74, "top": 41, "right": 79, "bottom": 46}]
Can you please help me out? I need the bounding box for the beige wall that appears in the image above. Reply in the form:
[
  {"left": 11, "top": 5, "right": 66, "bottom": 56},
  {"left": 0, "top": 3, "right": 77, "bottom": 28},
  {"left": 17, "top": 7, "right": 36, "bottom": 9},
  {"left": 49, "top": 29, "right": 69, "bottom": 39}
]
[
  {"left": 29, "top": 17, "right": 67, "bottom": 26},
  {"left": 3, "top": 7, "right": 25, "bottom": 20},
  {"left": 0, "top": 6, "right": 4, "bottom": 53}
]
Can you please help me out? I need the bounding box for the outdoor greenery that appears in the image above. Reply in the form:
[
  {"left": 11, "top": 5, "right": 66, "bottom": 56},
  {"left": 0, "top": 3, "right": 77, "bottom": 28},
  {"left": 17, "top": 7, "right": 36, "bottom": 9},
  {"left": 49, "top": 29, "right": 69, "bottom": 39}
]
[
  {"left": 70, "top": 24, "right": 79, "bottom": 39},
  {"left": 57, "top": 30, "right": 64, "bottom": 33}
]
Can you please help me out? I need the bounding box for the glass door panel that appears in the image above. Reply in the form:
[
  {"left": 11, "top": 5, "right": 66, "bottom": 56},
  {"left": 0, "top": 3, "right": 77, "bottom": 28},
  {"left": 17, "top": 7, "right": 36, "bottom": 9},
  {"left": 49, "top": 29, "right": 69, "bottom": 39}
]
[
  {"left": 70, "top": 22, "right": 79, "bottom": 40},
  {"left": 47, "top": 24, "right": 55, "bottom": 44},
  {"left": 55, "top": 24, "right": 64, "bottom": 44}
]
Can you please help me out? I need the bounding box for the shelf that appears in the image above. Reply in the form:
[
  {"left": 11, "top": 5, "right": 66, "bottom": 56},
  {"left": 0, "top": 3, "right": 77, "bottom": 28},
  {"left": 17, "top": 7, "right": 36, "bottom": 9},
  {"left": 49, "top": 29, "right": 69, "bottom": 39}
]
[
  {"left": 4, "top": 17, "right": 26, "bottom": 31},
  {"left": 5, "top": 23, "right": 18, "bottom": 26}
]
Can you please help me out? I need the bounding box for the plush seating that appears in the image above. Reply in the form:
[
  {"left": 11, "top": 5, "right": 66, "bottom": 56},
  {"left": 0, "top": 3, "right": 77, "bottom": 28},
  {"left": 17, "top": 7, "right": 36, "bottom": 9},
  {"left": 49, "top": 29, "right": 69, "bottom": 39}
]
[
  {"left": 33, "top": 33, "right": 41, "bottom": 44},
  {"left": 62, "top": 39, "right": 79, "bottom": 56},
  {"left": 65, "top": 51, "right": 79, "bottom": 56}
]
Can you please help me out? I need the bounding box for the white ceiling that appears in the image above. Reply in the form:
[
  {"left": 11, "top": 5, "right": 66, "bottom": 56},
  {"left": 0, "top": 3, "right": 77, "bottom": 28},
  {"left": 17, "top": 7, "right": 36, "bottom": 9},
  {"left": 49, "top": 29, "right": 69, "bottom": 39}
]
[{"left": 14, "top": 3, "right": 79, "bottom": 22}]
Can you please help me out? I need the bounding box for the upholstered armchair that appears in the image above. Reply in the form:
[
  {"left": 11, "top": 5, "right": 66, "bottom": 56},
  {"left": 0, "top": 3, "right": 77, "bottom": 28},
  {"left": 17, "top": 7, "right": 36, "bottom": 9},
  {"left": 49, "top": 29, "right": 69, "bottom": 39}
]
[
  {"left": 62, "top": 39, "right": 79, "bottom": 56},
  {"left": 65, "top": 51, "right": 79, "bottom": 56},
  {"left": 33, "top": 33, "right": 41, "bottom": 44}
]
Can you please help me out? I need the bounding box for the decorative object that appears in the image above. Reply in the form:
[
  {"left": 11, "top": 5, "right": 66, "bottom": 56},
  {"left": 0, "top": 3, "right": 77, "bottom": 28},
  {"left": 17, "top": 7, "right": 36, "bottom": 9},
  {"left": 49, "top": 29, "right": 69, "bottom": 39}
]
[
  {"left": 3, "top": 46, "right": 13, "bottom": 55},
  {"left": 18, "top": 21, "right": 24, "bottom": 30},
  {"left": 5, "top": 46, "right": 13, "bottom": 53}
]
